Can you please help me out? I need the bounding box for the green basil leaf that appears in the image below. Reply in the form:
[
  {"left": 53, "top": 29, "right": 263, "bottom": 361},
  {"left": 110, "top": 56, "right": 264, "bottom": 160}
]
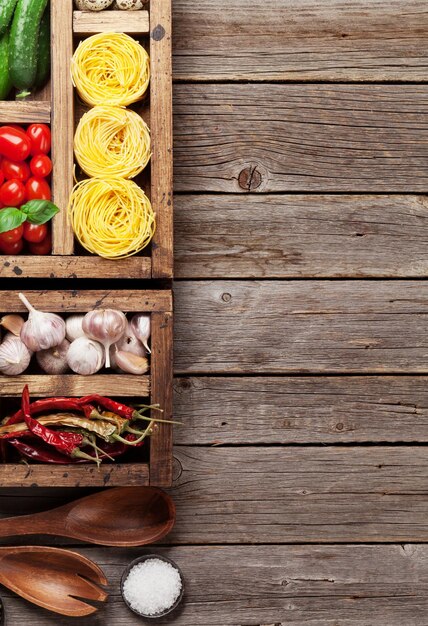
[
  {"left": 21, "top": 200, "right": 60, "bottom": 225},
  {"left": 0, "top": 208, "right": 26, "bottom": 234}
]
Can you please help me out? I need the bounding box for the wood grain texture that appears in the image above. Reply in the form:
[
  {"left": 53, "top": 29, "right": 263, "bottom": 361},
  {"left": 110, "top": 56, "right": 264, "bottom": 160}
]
[
  {"left": 0, "top": 289, "right": 172, "bottom": 313},
  {"left": 173, "top": 376, "right": 428, "bottom": 444},
  {"left": 0, "top": 256, "right": 151, "bottom": 279},
  {"left": 170, "top": 446, "right": 428, "bottom": 543},
  {"left": 0, "top": 375, "right": 149, "bottom": 398},
  {"left": 73, "top": 10, "right": 149, "bottom": 34},
  {"left": 175, "top": 195, "right": 428, "bottom": 278},
  {"left": 0, "top": 102, "right": 50, "bottom": 123},
  {"left": 150, "top": 312, "right": 174, "bottom": 486},
  {"left": 173, "top": 84, "right": 428, "bottom": 193},
  {"left": 51, "top": 0, "right": 75, "bottom": 254},
  {"left": 173, "top": 0, "right": 428, "bottom": 81},
  {"left": 174, "top": 280, "right": 428, "bottom": 374},
  {"left": 150, "top": 0, "right": 174, "bottom": 278},
  {"left": 0, "top": 464, "right": 149, "bottom": 488},
  {"left": 3, "top": 545, "right": 428, "bottom": 625}
]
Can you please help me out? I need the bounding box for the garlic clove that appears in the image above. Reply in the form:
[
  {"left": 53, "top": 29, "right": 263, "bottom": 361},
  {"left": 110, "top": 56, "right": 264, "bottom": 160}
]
[
  {"left": 19, "top": 293, "right": 66, "bottom": 352},
  {"left": 37, "top": 339, "right": 70, "bottom": 375},
  {"left": 0, "top": 314, "right": 25, "bottom": 337},
  {"left": 0, "top": 335, "right": 32, "bottom": 376},
  {"left": 130, "top": 314, "right": 151, "bottom": 353},
  {"left": 65, "top": 314, "right": 87, "bottom": 342},
  {"left": 82, "top": 309, "right": 127, "bottom": 369},
  {"left": 66, "top": 336, "right": 105, "bottom": 376},
  {"left": 116, "top": 321, "right": 147, "bottom": 357},
  {"left": 114, "top": 350, "right": 149, "bottom": 375}
]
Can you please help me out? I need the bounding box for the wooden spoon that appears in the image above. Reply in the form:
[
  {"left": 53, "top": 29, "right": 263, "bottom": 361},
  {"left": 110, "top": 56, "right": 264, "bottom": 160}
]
[
  {"left": 0, "top": 546, "right": 107, "bottom": 617},
  {"left": 0, "top": 487, "right": 175, "bottom": 546}
]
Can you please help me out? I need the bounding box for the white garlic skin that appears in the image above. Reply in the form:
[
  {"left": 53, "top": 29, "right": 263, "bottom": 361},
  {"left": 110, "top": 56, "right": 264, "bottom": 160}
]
[
  {"left": 67, "top": 337, "right": 105, "bottom": 376},
  {"left": 65, "top": 315, "right": 86, "bottom": 342},
  {"left": 116, "top": 321, "right": 147, "bottom": 357},
  {"left": 18, "top": 293, "right": 66, "bottom": 352},
  {"left": 37, "top": 339, "right": 70, "bottom": 375},
  {"left": 0, "top": 335, "right": 32, "bottom": 376},
  {"left": 83, "top": 309, "right": 127, "bottom": 368},
  {"left": 79, "top": 0, "right": 114, "bottom": 11},
  {"left": 130, "top": 313, "right": 151, "bottom": 353}
]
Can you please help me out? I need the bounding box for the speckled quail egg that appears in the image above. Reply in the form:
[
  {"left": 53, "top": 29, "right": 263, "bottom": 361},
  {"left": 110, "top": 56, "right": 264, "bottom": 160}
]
[
  {"left": 113, "top": 0, "right": 147, "bottom": 9},
  {"left": 75, "top": 0, "right": 114, "bottom": 10}
]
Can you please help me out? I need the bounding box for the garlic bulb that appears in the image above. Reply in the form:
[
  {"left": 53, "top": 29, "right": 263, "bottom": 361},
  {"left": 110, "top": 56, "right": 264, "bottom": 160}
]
[
  {"left": 19, "top": 293, "right": 66, "bottom": 352},
  {"left": 130, "top": 314, "right": 151, "bottom": 353},
  {"left": 0, "top": 335, "right": 32, "bottom": 376},
  {"left": 37, "top": 339, "right": 70, "bottom": 375},
  {"left": 65, "top": 315, "right": 86, "bottom": 342},
  {"left": 67, "top": 337, "right": 105, "bottom": 376},
  {"left": 83, "top": 309, "right": 126, "bottom": 368},
  {"left": 0, "top": 314, "right": 25, "bottom": 337},
  {"left": 114, "top": 350, "right": 149, "bottom": 375},
  {"left": 116, "top": 321, "right": 147, "bottom": 357}
]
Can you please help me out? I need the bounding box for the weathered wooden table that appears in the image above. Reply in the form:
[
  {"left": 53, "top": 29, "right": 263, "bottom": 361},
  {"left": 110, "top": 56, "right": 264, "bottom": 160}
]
[{"left": 2, "top": 1, "right": 428, "bottom": 623}]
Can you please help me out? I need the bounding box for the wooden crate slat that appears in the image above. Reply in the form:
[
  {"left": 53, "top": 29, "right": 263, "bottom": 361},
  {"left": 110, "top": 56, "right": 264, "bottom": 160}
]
[
  {"left": 0, "top": 102, "right": 50, "bottom": 123},
  {"left": 0, "top": 464, "right": 149, "bottom": 487},
  {"left": 150, "top": 0, "right": 174, "bottom": 278},
  {"left": 0, "top": 289, "right": 172, "bottom": 313},
  {"left": 0, "top": 256, "right": 151, "bottom": 279},
  {"left": 150, "top": 311, "right": 173, "bottom": 486},
  {"left": 0, "top": 375, "right": 150, "bottom": 398},
  {"left": 51, "top": 0, "right": 75, "bottom": 255},
  {"left": 73, "top": 10, "right": 150, "bottom": 34}
]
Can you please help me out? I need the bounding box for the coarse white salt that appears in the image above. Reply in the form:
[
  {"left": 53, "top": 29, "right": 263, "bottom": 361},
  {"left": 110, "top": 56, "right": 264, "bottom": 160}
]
[{"left": 123, "top": 558, "right": 182, "bottom": 616}]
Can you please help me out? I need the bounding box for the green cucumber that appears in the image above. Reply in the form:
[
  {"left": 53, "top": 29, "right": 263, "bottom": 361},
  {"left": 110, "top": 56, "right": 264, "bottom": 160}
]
[
  {"left": 0, "top": 30, "right": 12, "bottom": 100},
  {"left": 9, "top": 0, "right": 48, "bottom": 95},
  {"left": 0, "top": 0, "right": 18, "bottom": 37},
  {"left": 34, "top": 5, "right": 49, "bottom": 89}
]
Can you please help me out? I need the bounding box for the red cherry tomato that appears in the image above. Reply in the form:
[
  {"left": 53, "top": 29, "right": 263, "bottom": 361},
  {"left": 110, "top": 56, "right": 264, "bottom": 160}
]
[
  {"left": 0, "top": 179, "right": 26, "bottom": 206},
  {"left": 30, "top": 154, "right": 52, "bottom": 178},
  {"left": 0, "top": 171, "right": 4, "bottom": 187},
  {"left": 23, "top": 221, "right": 47, "bottom": 243},
  {"left": 26, "top": 124, "right": 51, "bottom": 156},
  {"left": 0, "top": 225, "right": 24, "bottom": 244},
  {"left": 0, "top": 126, "right": 31, "bottom": 161},
  {"left": 0, "top": 238, "right": 24, "bottom": 255},
  {"left": 26, "top": 177, "right": 51, "bottom": 201},
  {"left": 1, "top": 158, "right": 31, "bottom": 182},
  {"left": 28, "top": 230, "right": 51, "bottom": 255}
]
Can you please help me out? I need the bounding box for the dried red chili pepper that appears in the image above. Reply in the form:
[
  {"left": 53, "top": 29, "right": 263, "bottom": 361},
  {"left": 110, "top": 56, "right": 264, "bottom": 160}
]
[
  {"left": 9, "top": 436, "right": 136, "bottom": 464},
  {"left": 5, "top": 397, "right": 98, "bottom": 426}
]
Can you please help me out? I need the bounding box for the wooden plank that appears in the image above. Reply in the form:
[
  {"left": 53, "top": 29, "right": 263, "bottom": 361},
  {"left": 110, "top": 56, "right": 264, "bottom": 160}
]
[
  {"left": 0, "top": 256, "right": 152, "bottom": 279},
  {"left": 150, "top": 0, "right": 174, "bottom": 278},
  {"left": 174, "top": 376, "right": 428, "bottom": 444},
  {"left": 0, "top": 464, "right": 149, "bottom": 488},
  {"left": 3, "top": 545, "right": 428, "bottom": 625},
  {"left": 0, "top": 375, "right": 149, "bottom": 397},
  {"left": 170, "top": 446, "right": 428, "bottom": 543},
  {"left": 0, "top": 101, "right": 50, "bottom": 123},
  {"left": 73, "top": 10, "right": 149, "bottom": 34},
  {"left": 174, "top": 280, "right": 428, "bottom": 374},
  {"left": 175, "top": 195, "right": 428, "bottom": 279},
  {"left": 51, "top": 0, "right": 75, "bottom": 254},
  {"left": 150, "top": 311, "right": 173, "bottom": 486},
  {"left": 173, "top": 0, "right": 428, "bottom": 82},
  {"left": 173, "top": 85, "right": 428, "bottom": 193},
  {"left": 0, "top": 290, "right": 172, "bottom": 313}
]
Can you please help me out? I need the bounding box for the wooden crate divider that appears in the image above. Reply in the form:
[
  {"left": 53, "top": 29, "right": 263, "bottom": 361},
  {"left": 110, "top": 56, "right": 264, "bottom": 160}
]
[
  {"left": 0, "top": 290, "right": 173, "bottom": 488},
  {"left": 0, "top": 0, "right": 173, "bottom": 279}
]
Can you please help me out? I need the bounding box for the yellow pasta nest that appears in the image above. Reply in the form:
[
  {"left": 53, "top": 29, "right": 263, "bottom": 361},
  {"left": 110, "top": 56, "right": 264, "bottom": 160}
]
[
  {"left": 74, "top": 106, "right": 151, "bottom": 179},
  {"left": 68, "top": 177, "right": 155, "bottom": 259},
  {"left": 71, "top": 32, "right": 150, "bottom": 106}
]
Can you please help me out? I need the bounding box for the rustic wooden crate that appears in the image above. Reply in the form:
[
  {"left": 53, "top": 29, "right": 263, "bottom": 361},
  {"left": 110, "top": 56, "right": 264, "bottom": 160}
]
[
  {"left": 0, "top": 0, "right": 173, "bottom": 279},
  {"left": 0, "top": 289, "right": 173, "bottom": 487}
]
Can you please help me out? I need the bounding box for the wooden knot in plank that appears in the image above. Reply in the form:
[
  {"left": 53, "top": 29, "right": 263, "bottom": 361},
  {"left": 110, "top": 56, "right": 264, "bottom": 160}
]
[{"left": 238, "top": 165, "right": 263, "bottom": 191}]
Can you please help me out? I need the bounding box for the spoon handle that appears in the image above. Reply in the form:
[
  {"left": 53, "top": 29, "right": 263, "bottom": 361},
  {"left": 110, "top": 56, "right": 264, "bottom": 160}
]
[{"left": 0, "top": 512, "right": 56, "bottom": 539}]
